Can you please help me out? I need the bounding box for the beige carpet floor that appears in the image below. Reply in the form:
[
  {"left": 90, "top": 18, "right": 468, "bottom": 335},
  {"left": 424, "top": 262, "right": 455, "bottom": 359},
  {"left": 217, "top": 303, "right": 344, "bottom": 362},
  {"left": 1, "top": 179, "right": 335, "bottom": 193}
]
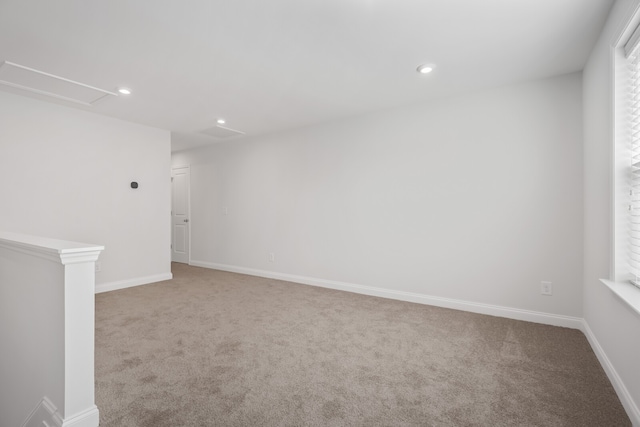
[{"left": 95, "top": 263, "right": 629, "bottom": 426}]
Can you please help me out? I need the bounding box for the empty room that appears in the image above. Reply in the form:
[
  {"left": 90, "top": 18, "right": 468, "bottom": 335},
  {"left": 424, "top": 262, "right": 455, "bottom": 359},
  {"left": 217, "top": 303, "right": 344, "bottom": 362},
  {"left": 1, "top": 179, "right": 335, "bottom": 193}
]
[{"left": 2, "top": 0, "right": 640, "bottom": 426}]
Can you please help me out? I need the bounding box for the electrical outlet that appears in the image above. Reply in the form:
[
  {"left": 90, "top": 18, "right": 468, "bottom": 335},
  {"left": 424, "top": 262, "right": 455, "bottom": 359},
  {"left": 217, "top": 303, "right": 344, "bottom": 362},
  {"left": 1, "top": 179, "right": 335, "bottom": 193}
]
[
  {"left": 269, "top": 252, "right": 275, "bottom": 262},
  {"left": 95, "top": 261, "right": 101, "bottom": 273},
  {"left": 541, "top": 281, "right": 552, "bottom": 296}
]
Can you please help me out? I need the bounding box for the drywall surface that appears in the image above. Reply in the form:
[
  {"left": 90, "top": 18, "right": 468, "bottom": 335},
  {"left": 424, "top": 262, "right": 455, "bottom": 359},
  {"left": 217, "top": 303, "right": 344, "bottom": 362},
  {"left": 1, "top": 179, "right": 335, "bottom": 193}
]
[
  {"left": 583, "top": 0, "right": 640, "bottom": 421},
  {"left": 0, "top": 91, "right": 171, "bottom": 287},
  {"left": 0, "top": 244, "right": 64, "bottom": 427},
  {"left": 173, "top": 73, "right": 584, "bottom": 318}
]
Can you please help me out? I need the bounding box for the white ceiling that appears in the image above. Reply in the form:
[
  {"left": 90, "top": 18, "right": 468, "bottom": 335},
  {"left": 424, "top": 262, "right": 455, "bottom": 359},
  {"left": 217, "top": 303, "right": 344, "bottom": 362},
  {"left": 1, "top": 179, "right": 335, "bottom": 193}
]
[{"left": 0, "top": 0, "right": 614, "bottom": 152}]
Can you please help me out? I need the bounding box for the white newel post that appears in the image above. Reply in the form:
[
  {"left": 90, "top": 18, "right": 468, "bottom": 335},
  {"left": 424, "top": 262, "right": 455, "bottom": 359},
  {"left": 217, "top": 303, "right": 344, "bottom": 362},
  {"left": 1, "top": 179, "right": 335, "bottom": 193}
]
[
  {"left": 0, "top": 232, "right": 104, "bottom": 427},
  {"left": 60, "top": 250, "right": 102, "bottom": 426}
]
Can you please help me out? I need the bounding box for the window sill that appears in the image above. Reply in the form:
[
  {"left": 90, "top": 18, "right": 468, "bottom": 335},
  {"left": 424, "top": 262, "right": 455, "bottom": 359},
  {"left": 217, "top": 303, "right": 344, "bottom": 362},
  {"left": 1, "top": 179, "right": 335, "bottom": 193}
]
[{"left": 601, "top": 279, "right": 640, "bottom": 316}]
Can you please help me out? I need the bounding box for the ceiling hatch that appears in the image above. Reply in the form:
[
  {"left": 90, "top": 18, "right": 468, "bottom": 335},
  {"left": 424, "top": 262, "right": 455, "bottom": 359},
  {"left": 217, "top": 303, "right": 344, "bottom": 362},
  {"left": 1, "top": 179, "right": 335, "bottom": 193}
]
[
  {"left": 200, "top": 125, "right": 245, "bottom": 139},
  {"left": 0, "top": 61, "right": 117, "bottom": 105}
]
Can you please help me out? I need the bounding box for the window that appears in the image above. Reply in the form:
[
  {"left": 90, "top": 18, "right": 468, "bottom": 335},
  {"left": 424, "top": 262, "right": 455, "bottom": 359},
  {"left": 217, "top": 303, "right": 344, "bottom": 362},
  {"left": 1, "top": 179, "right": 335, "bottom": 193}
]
[
  {"left": 603, "top": 9, "right": 640, "bottom": 311},
  {"left": 625, "top": 29, "right": 640, "bottom": 286}
]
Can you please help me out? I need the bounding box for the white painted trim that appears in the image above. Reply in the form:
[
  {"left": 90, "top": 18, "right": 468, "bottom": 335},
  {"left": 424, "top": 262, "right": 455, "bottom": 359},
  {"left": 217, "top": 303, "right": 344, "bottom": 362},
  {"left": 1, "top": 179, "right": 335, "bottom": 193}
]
[
  {"left": 0, "top": 231, "right": 103, "bottom": 265},
  {"left": 58, "top": 251, "right": 102, "bottom": 265},
  {"left": 60, "top": 405, "right": 99, "bottom": 427},
  {"left": 609, "top": 38, "right": 617, "bottom": 282},
  {"left": 95, "top": 273, "right": 173, "bottom": 294},
  {"left": 581, "top": 319, "right": 640, "bottom": 426},
  {"left": 609, "top": 0, "right": 640, "bottom": 283},
  {"left": 189, "top": 260, "right": 583, "bottom": 329},
  {"left": 42, "top": 397, "right": 64, "bottom": 427},
  {"left": 21, "top": 397, "right": 63, "bottom": 427}
]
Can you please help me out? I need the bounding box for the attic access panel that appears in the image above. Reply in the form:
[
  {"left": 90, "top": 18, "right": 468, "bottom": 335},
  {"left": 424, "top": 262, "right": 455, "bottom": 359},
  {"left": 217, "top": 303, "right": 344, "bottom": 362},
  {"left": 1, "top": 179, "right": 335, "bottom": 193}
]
[
  {"left": 200, "top": 125, "right": 246, "bottom": 139},
  {"left": 0, "top": 61, "right": 117, "bottom": 105}
]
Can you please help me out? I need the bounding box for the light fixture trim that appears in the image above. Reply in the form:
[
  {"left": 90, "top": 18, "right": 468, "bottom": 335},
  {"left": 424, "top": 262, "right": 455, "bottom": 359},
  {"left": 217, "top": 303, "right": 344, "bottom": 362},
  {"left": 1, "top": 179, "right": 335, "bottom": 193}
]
[
  {"left": 117, "top": 87, "right": 132, "bottom": 95},
  {"left": 417, "top": 64, "right": 435, "bottom": 74}
]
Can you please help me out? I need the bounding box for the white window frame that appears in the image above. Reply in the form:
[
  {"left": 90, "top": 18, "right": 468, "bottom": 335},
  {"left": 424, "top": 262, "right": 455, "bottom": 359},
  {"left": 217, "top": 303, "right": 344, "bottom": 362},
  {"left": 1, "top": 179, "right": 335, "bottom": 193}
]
[{"left": 602, "top": 3, "right": 640, "bottom": 314}]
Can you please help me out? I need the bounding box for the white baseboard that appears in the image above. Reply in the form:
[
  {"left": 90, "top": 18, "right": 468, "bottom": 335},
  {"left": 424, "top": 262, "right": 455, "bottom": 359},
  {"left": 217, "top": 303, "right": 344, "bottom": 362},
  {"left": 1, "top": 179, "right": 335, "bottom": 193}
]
[
  {"left": 22, "top": 397, "right": 63, "bottom": 427},
  {"left": 21, "top": 398, "right": 97, "bottom": 427},
  {"left": 95, "top": 273, "right": 173, "bottom": 294},
  {"left": 581, "top": 320, "right": 640, "bottom": 426},
  {"left": 61, "top": 406, "right": 99, "bottom": 427},
  {"left": 189, "top": 260, "right": 583, "bottom": 329}
]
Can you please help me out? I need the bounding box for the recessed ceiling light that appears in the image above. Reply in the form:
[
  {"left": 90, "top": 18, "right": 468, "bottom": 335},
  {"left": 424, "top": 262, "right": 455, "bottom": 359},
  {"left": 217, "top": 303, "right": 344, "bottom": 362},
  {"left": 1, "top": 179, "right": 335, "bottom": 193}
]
[
  {"left": 117, "top": 87, "right": 131, "bottom": 95},
  {"left": 417, "top": 64, "right": 435, "bottom": 74},
  {"left": 217, "top": 118, "right": 226, "bottom": 125}
]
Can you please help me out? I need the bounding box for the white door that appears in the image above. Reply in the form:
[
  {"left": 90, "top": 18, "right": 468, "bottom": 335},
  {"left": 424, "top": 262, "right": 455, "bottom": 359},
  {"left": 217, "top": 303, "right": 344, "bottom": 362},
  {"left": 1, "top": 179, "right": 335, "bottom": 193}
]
[{"left": 171, "top": 166, "right": 190, "bottom": 264}]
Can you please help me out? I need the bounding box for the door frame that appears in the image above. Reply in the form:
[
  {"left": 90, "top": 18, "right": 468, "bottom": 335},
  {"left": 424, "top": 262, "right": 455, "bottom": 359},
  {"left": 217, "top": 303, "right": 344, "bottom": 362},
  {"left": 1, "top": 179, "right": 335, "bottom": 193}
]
[{"left": 171, "top": 165, "right": 191, "bottom": 264}]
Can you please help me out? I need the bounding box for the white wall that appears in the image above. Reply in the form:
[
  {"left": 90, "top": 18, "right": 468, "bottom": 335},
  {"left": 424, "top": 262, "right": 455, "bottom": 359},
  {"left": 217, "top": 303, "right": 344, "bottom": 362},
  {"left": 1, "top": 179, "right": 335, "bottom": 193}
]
[
  {"left": 0, "top": 245, "right": 64, "bottom": 427},
  {"left": 583, "top": 0, "right": 640, "bottom": 422},
  {"left": 0, "top": 91, "right": 172, "bottom": 288},
  {"left": 173, "top": 72, "right": 584, "bottom": 319}
]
